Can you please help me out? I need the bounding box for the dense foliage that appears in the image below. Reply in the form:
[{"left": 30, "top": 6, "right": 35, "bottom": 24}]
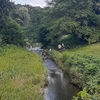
[
  {"left": 44, "top": 0, "right": 100, "bottom": 45},
  {"left": 49, "top": 44, "right": 100, "bottom": 100},
  {"left": 2, "top": 18, "right": 24, "bottom": 46},
  {"left": 1, "top": 0, "right": 100, "bottom": 47},
  {"left": 24, "top": 0, "right": 100, "bottom": 47},
  {"left": 24, "top": 7, "right": 44, "bottom": 45},
  {"left": 0, "top": 0, "right": 12, "bottom": 45},
  {"left": 0, "top": 0, "right": 28, "bottom": 46}
]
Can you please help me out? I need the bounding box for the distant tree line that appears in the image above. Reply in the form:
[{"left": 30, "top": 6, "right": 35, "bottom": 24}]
[{"left": 1, "top": 0, "right": 100, "bottom": 47}]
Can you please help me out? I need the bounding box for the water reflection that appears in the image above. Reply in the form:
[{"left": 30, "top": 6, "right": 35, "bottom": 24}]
[
  {"left": 44, "top": 60, "right": 80, "bottom": 100},
  {"left": 30, "top": 47, "right": 80, "bottom": 100}
]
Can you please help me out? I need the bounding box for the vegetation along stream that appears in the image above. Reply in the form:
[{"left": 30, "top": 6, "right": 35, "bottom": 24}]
[
  {"left": 1, "top": 0, "right": 100, "bottom": 99},
  {"left": 33, "top": 47, "right": 80, "bottom": 100}
]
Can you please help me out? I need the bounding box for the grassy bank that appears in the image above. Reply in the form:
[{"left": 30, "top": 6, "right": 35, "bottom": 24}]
[
  {"left": 49, "top": 43, "right": 100, "bottom": 100},
  {"left": 0, "top": 45, "right": 46, "bottom": 100}
]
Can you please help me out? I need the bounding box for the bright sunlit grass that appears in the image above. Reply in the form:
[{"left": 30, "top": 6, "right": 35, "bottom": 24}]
[
  {"left": 0, "top": 45, "right": 46, "bottom": 100},
  {"left": 63, "top": 43, "right": 100, "bottom": 55}
]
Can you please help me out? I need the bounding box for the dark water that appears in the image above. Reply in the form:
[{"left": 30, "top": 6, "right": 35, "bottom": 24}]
[
  {"left": 30, "top": 47, "right": 80, "bottom": 100},
  {"left": 44, "top": 59, "right": 80, "bottom": 100}
]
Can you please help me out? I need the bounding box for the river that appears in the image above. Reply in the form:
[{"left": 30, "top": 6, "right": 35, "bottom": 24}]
[{"left": 30, "top": 47, "right": 80, "bottom": 100}]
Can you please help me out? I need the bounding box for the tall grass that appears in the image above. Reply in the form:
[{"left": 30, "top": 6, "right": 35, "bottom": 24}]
[{"left": 0, "top": 45, "right": 46, "bottom": 100}]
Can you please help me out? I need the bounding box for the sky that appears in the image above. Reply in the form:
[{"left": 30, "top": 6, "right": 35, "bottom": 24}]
[{"left": 11, "top": 0, "right": 47, "bottom": 7}]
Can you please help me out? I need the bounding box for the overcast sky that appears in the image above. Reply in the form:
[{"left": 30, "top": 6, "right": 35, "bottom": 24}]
[{"left": 12, "top": 0, "right": 47, "bottom": 7}]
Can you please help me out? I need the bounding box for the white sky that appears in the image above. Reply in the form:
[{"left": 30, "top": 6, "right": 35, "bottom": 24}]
[{"left": 11, "top": 0, "right": 47, "bottom": 7}]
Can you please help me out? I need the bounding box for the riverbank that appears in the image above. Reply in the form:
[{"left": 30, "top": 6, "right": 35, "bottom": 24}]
[
  {"left": 48, "top": 43, "right": 100, "bottom": 100},
  {"left": 0, "top": 45, "right": 46, "bottom": 100}
]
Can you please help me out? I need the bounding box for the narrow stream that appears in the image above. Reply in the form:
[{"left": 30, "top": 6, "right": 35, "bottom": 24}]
[
  {"left": 44, "top": 59, "right": 80, "bottom": 100},
  {"left": 31, "top": 47, "right": 80, "bottom": 100}
]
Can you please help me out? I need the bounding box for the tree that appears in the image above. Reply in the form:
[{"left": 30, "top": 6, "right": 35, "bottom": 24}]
[
  {"left": 38, "top": 27, "right": 51, "bottom": 47},
  {"left": 45, "top": 0, "right": 100, "bottom": 44},
  {"left": 24, "top": 7, "right": 45, "bottom": 45},
  {"left": 2, "top": 18, "right": 24, "bottom": 46},
  {"left": 18, "top": 7, "right": 30, "bottom": 26},
  {"left": 0, "top": 0, "right": 14, "bottom": 46}
]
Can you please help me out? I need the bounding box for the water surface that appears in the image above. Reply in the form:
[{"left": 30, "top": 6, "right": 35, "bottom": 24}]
[
  {"left": 31, "top": 47, "right": 80, "bottom": 100},
  {"left": 44, "top": 59, "right": 80, "bottom": 100}
]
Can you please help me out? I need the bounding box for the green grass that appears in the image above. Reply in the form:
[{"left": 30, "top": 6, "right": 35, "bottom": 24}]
[
  {"left": 49, "top": 43, "right": 100, "bottom": 100},
  {"left": 0, "top": 45, "right": 46, "bottom": 100},
  {"left": 66, "top": 43, "right": 100, "bottom": 54}
]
